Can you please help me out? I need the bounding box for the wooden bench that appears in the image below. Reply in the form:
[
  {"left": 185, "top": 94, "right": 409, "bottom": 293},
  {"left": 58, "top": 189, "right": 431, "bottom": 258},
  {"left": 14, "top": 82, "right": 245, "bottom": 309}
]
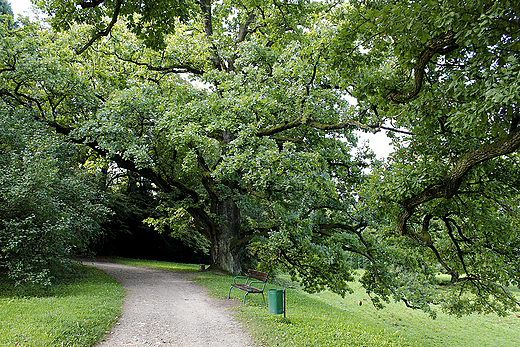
[{"left": 227, "top": 269, "right": 269, "bottom": 305}]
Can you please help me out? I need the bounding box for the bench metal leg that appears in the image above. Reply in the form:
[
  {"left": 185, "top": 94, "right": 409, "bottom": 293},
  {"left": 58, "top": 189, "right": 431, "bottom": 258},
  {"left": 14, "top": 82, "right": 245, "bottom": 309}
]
[
  {"left": 229, "top": 286, "right": 265, "bottom": 306},
  {"left": 242, "top": 292, "right": 266, "bottom": 306}
]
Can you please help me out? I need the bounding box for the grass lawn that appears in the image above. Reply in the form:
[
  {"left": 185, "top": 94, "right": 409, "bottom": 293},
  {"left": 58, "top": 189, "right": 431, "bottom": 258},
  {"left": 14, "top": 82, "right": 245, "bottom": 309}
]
[
  {"left": 118, "top": 259, "right": 520, "bottom": 347},
  {"left": 114, "top": 257, "right": 200, "bottom": 272},
  {"left": 0, "top": 263, "right": 124, "bottom": 347},
  {"left": 6, "top": 257, "right": 516, "bottom": 346}
]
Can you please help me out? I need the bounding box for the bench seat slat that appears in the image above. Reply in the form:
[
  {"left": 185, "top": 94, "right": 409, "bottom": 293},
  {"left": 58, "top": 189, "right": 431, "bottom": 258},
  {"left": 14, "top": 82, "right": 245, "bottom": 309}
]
[
  {"left": 248, "top": 269, "right": 268, "bottom": 277},
  {"left": 246, "top": 270, "right": 268, "bottom": 282},
  {"left": 230, "top": 283, "right": 263, "bottom": 293}
]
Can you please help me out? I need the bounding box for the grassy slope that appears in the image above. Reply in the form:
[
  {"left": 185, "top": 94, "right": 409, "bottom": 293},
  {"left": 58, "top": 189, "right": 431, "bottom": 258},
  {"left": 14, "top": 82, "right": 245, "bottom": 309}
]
[
  {"left": 116, "top": 259, "right": 520, "bottom": 347},
  {"left": 0, "top": 263, "right": 124, "bottom": 347},
  {"left": 311, "top": 283, "right": 520, "bottom": 347}
]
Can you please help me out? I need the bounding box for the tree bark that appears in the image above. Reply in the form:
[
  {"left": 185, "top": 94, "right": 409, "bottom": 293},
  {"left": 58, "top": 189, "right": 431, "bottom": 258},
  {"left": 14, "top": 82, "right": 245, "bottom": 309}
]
[{"left": 208, "top": 197, "right": 242, "bottom": 273}]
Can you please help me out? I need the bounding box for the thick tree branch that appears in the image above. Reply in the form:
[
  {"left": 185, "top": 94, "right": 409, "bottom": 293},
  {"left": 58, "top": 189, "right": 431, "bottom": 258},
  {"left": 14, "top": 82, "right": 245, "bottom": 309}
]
[
  {"left": 397, "top": 126, "right": 520, "bottom": 235},
  {"left": 256, "top": 117, "right": 377, "bottom": 137},
  {"left": 79, "top": 0, "right": 105, "bottom": 9},
  {"left": 256, "top": 117, "right": 303, "bottom": 136},
  {"left": 107, "top": 49, "right": 204, "bottom": 75},
  {"left": 387, "top": 31, "right": 458, "bottom": 104},
  {"left": 199, "top": 0, "right": 225, "bottom": 71},
  {"left": 378, "top": 125, "right": 413, "bottom": 135},
  {"left": 308, "top": 119, "right": 378, "bottom": 133},
  {"left": 76, "top": 0, "right": 122, "bottom": 55},
  {"left": 199, "top": 0, "right": 213, "bottom": 36},
  {"left": 189, "top": 143, "right": 220, "bottom": 208},
  {"left": 228, "top": 11, "right": 260, "bottom": 72},
  {"left": 318, "top": 223, "right": 360, "bottom": 233},
  {"left": 237, "top": 11, "right": 256, "bottom": 43},
  {"left": 28, "top": 114, "right": 207, "bottom": 207}
]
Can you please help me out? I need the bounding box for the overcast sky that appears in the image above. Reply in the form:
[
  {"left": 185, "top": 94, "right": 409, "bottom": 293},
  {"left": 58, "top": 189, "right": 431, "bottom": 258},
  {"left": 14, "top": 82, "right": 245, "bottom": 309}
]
[{"left": 10, "top": 0, "right": 33, "bottom": 17}]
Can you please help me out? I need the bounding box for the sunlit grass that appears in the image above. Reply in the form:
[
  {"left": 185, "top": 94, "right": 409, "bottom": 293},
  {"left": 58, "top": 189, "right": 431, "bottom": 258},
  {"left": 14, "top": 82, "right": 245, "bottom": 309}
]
[
  {"left": 310, "top": 280, "right": 520, "bottom": 347},
  {"left": 0, "top": 263, "right": 124, "bottom": 347},
  {"left": 195, "top": 271, "right": 411, "bottom": 346},
  {"left": 112, "top": 257, "right": 201, "bottom": 272}
]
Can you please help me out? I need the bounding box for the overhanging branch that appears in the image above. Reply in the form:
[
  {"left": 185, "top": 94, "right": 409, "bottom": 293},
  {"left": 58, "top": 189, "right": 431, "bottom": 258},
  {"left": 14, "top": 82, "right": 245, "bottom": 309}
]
[
  {"left": 256, "top": 117, "right": 377, "bottom": 137},
  {"left": 76, "top": 0, "right": 122, "bottom": 55},
  {"left": 107, "top": 49, "right": 204, "bottom": 75},
  {"left": 386, "top": 31, "right": 458, "bottom": 104},
  {"left": 397, "top": 126, "right": 520, "bottom": 235}
]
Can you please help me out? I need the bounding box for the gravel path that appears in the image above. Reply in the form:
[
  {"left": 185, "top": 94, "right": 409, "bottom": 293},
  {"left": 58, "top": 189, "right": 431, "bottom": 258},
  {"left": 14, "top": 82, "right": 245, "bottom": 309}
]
[{"left": 86, "top": 261, "right": 254, "bottom": 347}]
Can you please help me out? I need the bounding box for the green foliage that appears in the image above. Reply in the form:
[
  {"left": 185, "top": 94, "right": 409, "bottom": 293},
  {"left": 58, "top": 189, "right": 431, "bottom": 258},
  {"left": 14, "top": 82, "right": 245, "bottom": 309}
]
[
  {"left": 38, "top": 0, "right": 191, "bottom": 50},
  {"left": 144, "top": 206, "right": 211, "bottom": 255},
  {"left": 0, "top": 263, "right": 124, "bottom": 346},
  {"left": 342, "top": 0, "right": 520, "bottom": 317},
  {"left": 0, "top": 0, "right": 12, "bottom": 17},
  {"left": 0, "top": 0, "right": 13, "bottom": 29},
  {"left": 0, "top": 108, "right": 109, "bottom": 285}
]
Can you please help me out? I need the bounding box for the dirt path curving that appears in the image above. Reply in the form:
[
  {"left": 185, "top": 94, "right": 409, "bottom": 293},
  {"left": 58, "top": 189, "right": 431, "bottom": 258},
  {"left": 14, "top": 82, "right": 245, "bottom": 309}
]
[{"left": 86, "top": 261, "right": 254, "bottom": 347}]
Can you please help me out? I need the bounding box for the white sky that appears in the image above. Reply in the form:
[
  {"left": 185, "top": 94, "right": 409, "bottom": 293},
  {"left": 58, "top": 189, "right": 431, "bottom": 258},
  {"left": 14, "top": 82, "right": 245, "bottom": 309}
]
[
  {"left": 10, "top": 0, "right": 34, "bottom": 17},
  {"left": 8, "top": 0, "right": 393, "bottom": 159},
  {"left": 357, "top": 130, "right": 393, "bottom": 159}
]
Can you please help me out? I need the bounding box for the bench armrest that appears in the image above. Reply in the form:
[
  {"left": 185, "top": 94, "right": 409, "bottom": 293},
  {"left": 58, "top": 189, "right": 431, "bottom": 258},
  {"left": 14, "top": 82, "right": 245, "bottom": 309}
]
[
  {"left": 233, "top": 275, "right": 248, "bottom": 284},
  {"left": 248, "top": 280, "right": 267, "bottom": 291}
]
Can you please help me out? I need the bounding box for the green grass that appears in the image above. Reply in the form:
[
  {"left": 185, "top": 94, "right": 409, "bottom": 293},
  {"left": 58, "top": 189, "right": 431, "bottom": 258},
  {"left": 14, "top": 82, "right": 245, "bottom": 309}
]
[
  {"left": 0, "top": 263, "right": 124, "bottom": 347},
  {"left": 309, "top": 282, "right": 520, "bottom": 347},
  {"left": 120, "top": 259, "right": 520, "bottom": 347},
  {"left": 112, "top": 257, "right": 201, "bottom": 272},
  {"left": 196, "top": 271, "right": 411, "bottom": 346}
]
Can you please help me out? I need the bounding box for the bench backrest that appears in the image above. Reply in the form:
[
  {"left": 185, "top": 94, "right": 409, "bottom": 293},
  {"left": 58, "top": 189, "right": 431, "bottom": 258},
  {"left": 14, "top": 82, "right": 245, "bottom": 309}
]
[{"left": 246, "top": 269, "right": 269, "bottom": 283}]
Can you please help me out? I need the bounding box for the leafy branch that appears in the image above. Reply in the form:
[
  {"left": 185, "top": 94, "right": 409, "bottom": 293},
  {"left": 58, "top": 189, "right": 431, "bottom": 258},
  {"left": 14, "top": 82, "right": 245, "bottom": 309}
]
[
  {"left": 386, "top": 31, "right": 458, "bottom": 104},
  {"left": 397, "top": 126, "right": 520, "bottom": 237},
  {"left": 76, "top": 0, "right": 122, "bottom": 55}
]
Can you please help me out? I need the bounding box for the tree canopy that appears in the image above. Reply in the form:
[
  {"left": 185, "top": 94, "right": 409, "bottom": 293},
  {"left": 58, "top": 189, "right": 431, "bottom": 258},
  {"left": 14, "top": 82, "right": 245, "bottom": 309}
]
[
  {"left": 0, "top": 0, "right": 12, "bottom": 17},
  {"left": 1, "top": 0, "right": 518, "bottom": 316},
  {"left": 0, "top": 0, "right": 13, "bottom": 28}
]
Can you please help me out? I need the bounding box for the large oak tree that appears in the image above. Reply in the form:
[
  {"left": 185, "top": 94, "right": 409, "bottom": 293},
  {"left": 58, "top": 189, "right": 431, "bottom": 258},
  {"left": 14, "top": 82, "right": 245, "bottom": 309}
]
[
  {"left": 2, "top": 0, "right": 518, "bottom": 315},
  {"left": 5, "top": 1, "right": 368, "bottom": 276}
]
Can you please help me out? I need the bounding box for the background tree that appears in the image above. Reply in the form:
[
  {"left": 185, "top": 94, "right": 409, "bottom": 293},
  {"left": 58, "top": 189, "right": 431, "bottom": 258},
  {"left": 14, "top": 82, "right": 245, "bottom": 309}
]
[
  {"left": 0, "top": 0, "right": 13, "bottom": 28},
  {"left": 0, "top": 0, "right": 13, "bottom": 17}
]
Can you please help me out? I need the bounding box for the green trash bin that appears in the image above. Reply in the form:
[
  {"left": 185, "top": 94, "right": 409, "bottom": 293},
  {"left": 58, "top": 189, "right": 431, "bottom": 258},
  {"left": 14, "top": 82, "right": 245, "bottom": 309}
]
[{"left": 268, "top": 289, "right": 285, "bottom": 315}]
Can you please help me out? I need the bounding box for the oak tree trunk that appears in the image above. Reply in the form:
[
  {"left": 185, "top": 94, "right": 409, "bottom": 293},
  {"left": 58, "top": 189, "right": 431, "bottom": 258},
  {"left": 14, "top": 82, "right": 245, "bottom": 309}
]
[{"left": 209, "top": 197, "right": 242, "bottom": 274}]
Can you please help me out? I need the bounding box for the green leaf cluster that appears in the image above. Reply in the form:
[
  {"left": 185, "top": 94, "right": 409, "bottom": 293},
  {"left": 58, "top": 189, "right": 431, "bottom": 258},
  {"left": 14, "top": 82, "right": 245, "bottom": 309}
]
[{"left": 0, "top": 108, "right": 109, "bottom": 285}]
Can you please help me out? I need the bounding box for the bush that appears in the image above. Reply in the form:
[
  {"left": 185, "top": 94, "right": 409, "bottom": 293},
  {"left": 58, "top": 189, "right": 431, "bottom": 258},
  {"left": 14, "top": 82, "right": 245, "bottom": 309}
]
[{"left": 0, "top": 107, "right": 109, "bottom": 285}]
